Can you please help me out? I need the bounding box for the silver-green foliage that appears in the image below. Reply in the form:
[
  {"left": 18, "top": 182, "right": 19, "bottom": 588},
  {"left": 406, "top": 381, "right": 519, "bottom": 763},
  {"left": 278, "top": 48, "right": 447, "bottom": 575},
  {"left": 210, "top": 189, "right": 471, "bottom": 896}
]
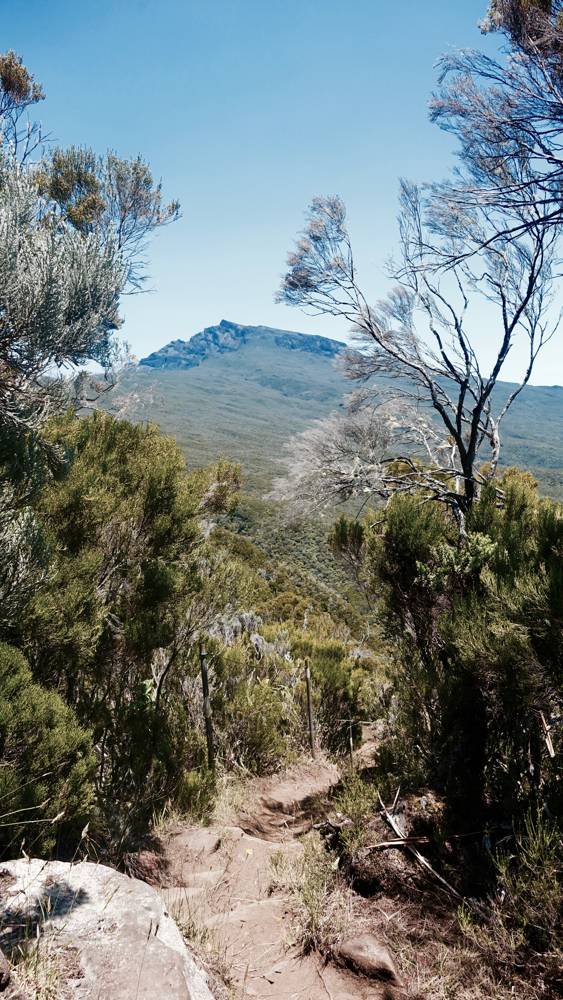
[{"left": 0, "top": 155, "right": 125, "bottom": 439}]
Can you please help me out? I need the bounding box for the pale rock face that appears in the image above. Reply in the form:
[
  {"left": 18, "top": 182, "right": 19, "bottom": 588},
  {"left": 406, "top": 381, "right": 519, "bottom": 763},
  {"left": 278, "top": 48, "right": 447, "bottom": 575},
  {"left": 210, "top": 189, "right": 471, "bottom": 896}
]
[
  {"left": 0, "top": 858, "right": 217, "bottom": 1000},
  {"left": 139, "top": 319, "right": 345, "bottom": 369}
]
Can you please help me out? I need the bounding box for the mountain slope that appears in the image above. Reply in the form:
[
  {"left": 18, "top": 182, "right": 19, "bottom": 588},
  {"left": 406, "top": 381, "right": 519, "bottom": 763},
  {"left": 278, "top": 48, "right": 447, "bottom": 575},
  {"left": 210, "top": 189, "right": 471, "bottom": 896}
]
[
  {"left": 119, "top": 320, "right": 347, "bottom": 491},
  {"left": 113, "top": 319, "right": 563, "bottom": 498}
]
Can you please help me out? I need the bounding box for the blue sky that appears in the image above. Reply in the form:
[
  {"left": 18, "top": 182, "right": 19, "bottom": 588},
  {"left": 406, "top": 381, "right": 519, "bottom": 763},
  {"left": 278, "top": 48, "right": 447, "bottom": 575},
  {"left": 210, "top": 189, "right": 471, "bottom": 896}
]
[{"left": 3, "top": 0, "right": 561, "bottom": 384}]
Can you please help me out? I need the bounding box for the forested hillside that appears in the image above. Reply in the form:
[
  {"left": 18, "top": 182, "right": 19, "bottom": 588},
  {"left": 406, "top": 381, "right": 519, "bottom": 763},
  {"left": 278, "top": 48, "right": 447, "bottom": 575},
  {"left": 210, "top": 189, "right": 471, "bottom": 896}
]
[{"left": 1, "top": 7, "right": 562, "bottom": 999}]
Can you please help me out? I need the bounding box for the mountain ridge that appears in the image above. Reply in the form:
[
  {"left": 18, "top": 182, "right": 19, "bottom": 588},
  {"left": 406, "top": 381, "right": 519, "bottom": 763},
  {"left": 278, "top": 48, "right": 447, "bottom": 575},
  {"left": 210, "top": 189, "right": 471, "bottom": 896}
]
[
  {"left": 139, "top": 319, "right": 346, "bottom": 370},
  {"left": 111, "top": 319, "right": 563, "bottom": 499}
]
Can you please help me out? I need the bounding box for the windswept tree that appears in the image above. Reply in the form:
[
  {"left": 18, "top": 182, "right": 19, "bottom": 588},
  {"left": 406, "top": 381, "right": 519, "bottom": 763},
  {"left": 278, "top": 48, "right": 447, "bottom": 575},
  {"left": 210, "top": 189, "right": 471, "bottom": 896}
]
[
  {"left": 0, "top": 51, "right": 179, "bottom": 621},
  {"left": 428, "top": 0, "right": 563, "bottom": 253},
  {"left": 277, "top": 182, "right": 558, "bottom": 529},
  {"left": 484, "top": 0, "right": 563, "bottom": 48},
  {"left": 0, "top": 159, "right": 124, "bottom": 446},
  {"left": 0, "top": 51, "right": 179, "bottom": 449},
  {"left": 0, "top": 50, "right": 45, "bottom": 161},
  {"left": 37, "top": 146, "right": 179, "bottom": 290}
]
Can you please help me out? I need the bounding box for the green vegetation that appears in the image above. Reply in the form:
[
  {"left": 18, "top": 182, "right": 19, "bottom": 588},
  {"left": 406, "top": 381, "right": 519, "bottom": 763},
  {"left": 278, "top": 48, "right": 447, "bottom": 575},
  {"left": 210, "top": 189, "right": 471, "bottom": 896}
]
[
  {"left": 459, "top": 809, "right": 562, "bottom": 980},
  {"left": 329, "top": 471, "right": 562, "bottom": 995},
  {"left": 0, "top": 74, "right": 379, "bottom": 853},
  {"left": 269, "top": 831, "right": 349, "bottom": 956},
  {"left": 12, "top": 412, "right": 245, "bottom": 850},
  {"left": 114, "top": 351, "right": 563, "bottom": 499},
  {"left": 352, "top": 470, "right": 562, "bottom": 827},
  {"left": 225, "top": 495, "right": 364, "bottom": 614},
  {"left": 0, "top": 49, "right": 373, "bottom": 865},
  {"left": 0, "top": 29, "right": 561, "bottom": 1000},
  {"left": 0, "top": 409, "right": 377, "bottom": 857},
  {"left": 333, "top": 769, "right": 378, "bottom": 855},
  {"left": 0, "top": 643, "right": 94, "bottom": 857},
  {"left": 114, "top": 337, "right": 345, "bottom": 494}
]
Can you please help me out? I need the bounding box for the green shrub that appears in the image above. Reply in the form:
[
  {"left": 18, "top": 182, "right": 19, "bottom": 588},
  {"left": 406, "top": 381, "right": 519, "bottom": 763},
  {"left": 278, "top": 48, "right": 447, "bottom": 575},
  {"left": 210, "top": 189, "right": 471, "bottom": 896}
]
[
  {"left": 0, "top": 642, "right": 95, "bottom": 857},
  {"left": 459, "top": 811, "right": 562, "bottom": 987},
  {"left": 223, "top": 679, "right": 291, "bottom": 773},
  {"left": 493, "top": 810, "right": 562, "bottom": 954},
  {"left": 15, "top": 413, "right": 243, "bottom": 851},
  {"left": 290, "top": 634, "right": 365, "bottom": 754},
  {"left": 359, "top": 472, "right": 561, "bottom": 828},
  {"left": 291, "top": 832, "right": 349, "bottom": 955},
  {"left": 334, "top": 769, "right": 378, "bottom": 854},
  {"left": 175, "top": 768, "right": 217, "bottom": 821}
]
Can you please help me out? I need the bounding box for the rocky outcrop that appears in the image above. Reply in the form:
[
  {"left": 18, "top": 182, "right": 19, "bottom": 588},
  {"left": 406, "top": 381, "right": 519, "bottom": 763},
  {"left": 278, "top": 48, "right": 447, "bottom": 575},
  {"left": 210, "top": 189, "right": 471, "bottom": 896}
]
[
  {"left": 139, "top": 319, "right": 345, "bottom": 369},
  {"left": 0, "top": 858, "right": 216, "bottom": 1000}
]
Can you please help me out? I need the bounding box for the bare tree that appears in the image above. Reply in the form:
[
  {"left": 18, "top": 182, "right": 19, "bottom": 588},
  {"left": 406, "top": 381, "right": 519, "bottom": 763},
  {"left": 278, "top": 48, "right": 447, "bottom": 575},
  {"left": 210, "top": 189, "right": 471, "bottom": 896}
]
[
  {"left": 429, "top": 1, "right": 563, "bottom": 253},
  {"left": 278, "top": 184, "right": 558, "bottom": 528},
  {"left": 269, "top": 400, "right": 449, "bottom": 518}
]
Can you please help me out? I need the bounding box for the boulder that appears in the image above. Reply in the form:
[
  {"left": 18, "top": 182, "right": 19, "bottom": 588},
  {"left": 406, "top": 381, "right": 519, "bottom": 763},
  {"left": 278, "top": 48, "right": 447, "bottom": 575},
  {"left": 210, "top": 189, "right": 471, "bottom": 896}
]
[
  {"left": 0, "top": 946, "right": 10, "bottom": 991},
  {"left": 0, "top": 858, "right": 217, "bottom": 1000},
  {"left": 335, "top": 934, "right": 401, "bottom": 985}
]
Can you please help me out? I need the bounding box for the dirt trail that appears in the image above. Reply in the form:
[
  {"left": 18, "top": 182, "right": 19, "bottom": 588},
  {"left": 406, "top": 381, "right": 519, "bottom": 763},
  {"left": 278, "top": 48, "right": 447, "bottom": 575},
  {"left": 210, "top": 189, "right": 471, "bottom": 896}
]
[{"left": 158, "top": 761, "right": 386, "bottom": 1000}]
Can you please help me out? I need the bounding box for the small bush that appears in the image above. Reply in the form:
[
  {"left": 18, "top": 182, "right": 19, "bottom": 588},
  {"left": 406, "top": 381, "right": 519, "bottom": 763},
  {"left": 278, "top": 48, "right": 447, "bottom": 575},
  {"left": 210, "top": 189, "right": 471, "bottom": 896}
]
[
  {"left": 334, "top": 769, "right": 378, "bottom": 854},
  {"left": 175, "top": 768, "right": 216, "bottom": 822},
  {"left": 459, "top": 810, "right": 562, "bottom": 991},
  {"left": 292, "top": 832, "right": 350, "bottom": 955},
  {"left": 495, "top": 810, "right": 561, "bottom": 954},
  {"left": 0, "top": 642, "right": 95, "bottom": 857},
  {"left": 223, "top": 679, "right": 290, "bottom": 773}
]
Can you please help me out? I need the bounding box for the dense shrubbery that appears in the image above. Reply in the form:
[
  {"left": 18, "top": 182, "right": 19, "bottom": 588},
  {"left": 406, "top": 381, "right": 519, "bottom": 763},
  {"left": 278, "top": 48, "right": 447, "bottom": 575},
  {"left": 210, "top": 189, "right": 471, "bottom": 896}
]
[
  {"left": 458, "top": 808, "right": 562, "bottom": 991},
  {"left": 340, "top": 470, "right": 562, "bottom": 829},
  {"left": 331, "top": 469, "right": 562, "bottom": 984},
  {"left": 226, "top": 496, "right": 368, "bottom": 631},
  {"left": 7, "top": 412, "right": 246, "bottom": 848},
  {"left": 0, "top": 411, "right": 376, "bottom": 856},
  {"left": 0, "top": 643, "right": 95, "bottom": 857},
  {"left": 0, "top": 47, "right": 376, "bottom": 872}
]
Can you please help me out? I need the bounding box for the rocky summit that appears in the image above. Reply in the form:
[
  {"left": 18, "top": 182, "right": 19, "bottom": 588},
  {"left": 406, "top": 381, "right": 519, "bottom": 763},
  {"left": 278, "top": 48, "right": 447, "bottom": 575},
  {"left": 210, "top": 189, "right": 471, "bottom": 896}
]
[{"left": 139, "top": 319, "right": 346, "bottom": 369}]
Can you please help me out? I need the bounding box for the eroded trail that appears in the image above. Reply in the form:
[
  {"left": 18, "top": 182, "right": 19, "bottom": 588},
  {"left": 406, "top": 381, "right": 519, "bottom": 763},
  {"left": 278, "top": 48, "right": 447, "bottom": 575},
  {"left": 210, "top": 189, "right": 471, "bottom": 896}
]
[{"left": 158, "top": 761, "right": 385, "bottom": 1000}]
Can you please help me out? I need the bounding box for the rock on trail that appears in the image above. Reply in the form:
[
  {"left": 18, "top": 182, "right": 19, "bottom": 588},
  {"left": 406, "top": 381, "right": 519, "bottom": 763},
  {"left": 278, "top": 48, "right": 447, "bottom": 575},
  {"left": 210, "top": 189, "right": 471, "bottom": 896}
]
[
  {"left": 0, "top": 760, "right": 400, "bottom": 999},
  {"left": 0, "top": 858, "right": 215, "bottom": 1000}
]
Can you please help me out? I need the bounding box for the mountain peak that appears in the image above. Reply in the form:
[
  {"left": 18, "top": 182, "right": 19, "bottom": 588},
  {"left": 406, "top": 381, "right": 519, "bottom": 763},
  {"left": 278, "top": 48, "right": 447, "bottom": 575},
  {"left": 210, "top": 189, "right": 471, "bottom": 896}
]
[{"left": 139, "top": 321, "right": 345, "bottom": 370}]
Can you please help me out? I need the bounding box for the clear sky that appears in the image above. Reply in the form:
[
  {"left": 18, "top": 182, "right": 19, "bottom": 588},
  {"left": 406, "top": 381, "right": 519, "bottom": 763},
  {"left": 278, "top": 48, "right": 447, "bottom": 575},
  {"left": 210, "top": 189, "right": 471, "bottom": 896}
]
[{"left": 3, "top": 0, "right": 561, "bottom": 384}]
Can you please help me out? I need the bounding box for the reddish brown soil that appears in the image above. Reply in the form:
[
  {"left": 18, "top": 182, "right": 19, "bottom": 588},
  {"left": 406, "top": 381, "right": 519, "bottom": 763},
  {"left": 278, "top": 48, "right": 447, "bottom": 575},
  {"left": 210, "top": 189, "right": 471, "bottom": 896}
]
[{"left": 158, "top": 760, "right": 391, "bottom": 1000}]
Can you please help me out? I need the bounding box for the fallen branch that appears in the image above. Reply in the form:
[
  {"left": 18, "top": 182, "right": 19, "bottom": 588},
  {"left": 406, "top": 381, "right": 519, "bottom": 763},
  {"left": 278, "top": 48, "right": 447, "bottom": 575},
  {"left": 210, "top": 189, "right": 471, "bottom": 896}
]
[
  {"left": 540, "top": 711, "right": 556, "bottom": 759},
  {"left": 364, "top": 828, "right": 506, "bottom": 851},
  {"left": 364, "top": 836, "right": 433, "bottom": 849},
  {"left": 377, "top": 792, "right": 463, "bottom": 901}
]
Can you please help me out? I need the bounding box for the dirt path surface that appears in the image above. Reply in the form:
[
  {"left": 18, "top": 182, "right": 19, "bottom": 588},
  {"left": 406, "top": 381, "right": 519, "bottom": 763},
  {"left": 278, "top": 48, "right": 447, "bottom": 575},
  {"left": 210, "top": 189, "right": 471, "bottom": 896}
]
[{"left": 158, "top": 761, "right": 387, "bottom": 1000}]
